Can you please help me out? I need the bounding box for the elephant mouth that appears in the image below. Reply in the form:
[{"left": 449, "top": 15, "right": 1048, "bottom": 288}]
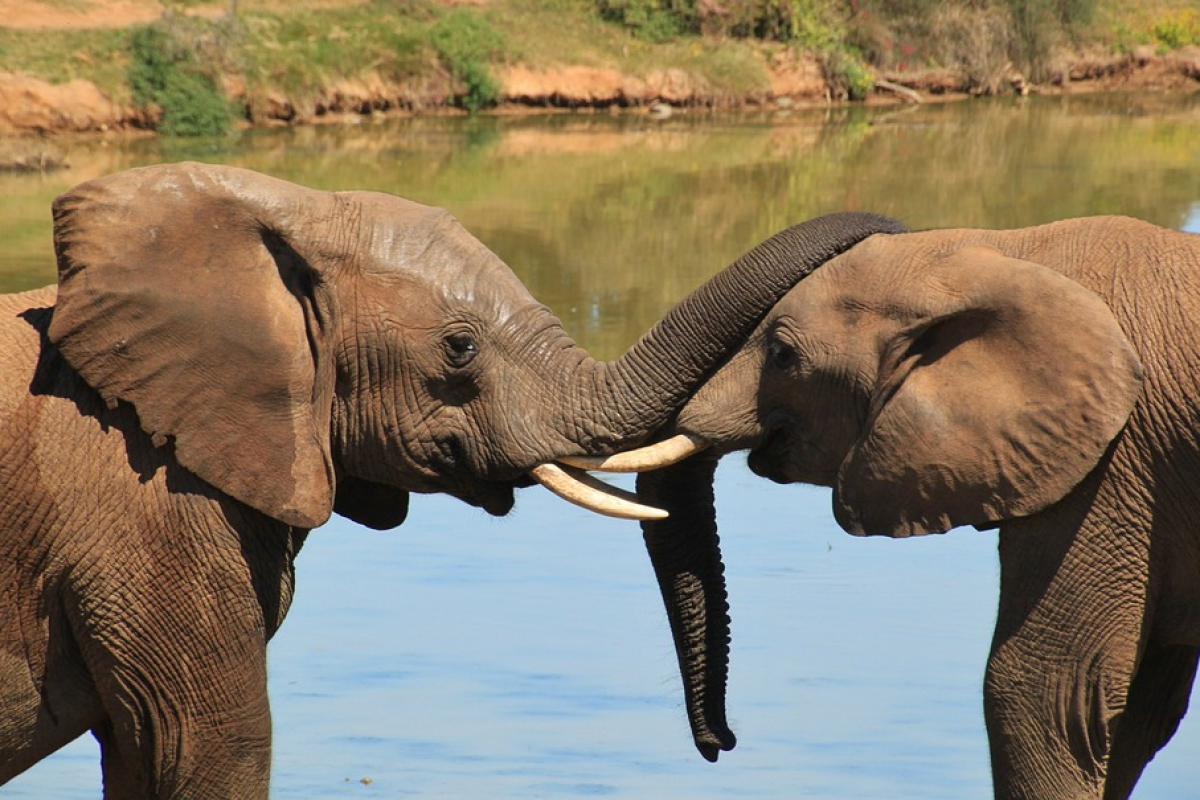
[
  {"left": 474, "top": 483, "right": 519, "bottom": 516},
  {"left": 746, "top": 414, "right": 813, "bottom": 485},
  {"left": 438, "top": 477, "right": 518, "bottom": 517},
  {"left": 444, "top": 435, "right": 713, "bottom": 521},
  {"left": 444, "top": 434, "right": 710, "bottom": 520},
  {"left": 748, "top": 422, "right": 838, "bottom": 487},
  {"left": 747, "top": 434, "right": 791, "bottom": 484}
]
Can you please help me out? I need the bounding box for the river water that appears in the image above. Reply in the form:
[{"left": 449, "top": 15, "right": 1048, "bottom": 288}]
[{"left": 4, "top": 93, "right": 1200, "bottom": 798}]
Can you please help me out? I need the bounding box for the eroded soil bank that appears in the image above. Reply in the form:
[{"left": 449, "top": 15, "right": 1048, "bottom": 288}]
[{"left": 1, "top": 0, "right": 1199, "bottom": 137}]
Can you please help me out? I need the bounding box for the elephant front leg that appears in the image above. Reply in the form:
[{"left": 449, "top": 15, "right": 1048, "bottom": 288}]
[
  {"left": 90, "top": 674, "right": 273, "bottom": 800},
  {"left": 1103, "top": 643, "right": 1199, "bottom": 799},
  {"left": 984, "top": 511, "right": 1151, "bottom": 800},
  {"left": 69, "top": 564, "right": 278, "bottom": 798},
  {"left": 984, "top": 648, "right": 1118, "bottom": 800}
]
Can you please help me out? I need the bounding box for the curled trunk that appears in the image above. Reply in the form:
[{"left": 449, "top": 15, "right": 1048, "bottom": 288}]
[
  {"left": 561, "top": 212, "right": 907, "bottom": 451},
  {"left": 599, "top": 215, "right": 906, "bottom": 757}
]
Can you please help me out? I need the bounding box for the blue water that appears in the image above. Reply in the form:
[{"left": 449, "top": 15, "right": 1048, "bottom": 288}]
[
  {"left": 7, "top": 459, "right": 1198, "bottom": 798},
  {"left": 5, "top": 107, "right": 1200, "bottom": 799}
]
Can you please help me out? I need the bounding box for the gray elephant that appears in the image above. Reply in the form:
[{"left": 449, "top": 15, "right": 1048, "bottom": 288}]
[
  {"left": 0, "top": 161, "right": 904, "bottom": 798},
  {"left": 569, "top": 216, "right": 1200, "bottom": 799}
]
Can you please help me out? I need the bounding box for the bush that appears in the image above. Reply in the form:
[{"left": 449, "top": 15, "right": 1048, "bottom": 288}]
[
  {"left": 128, "top": 19, "right": 237, "bottom": 136},
  {"left": 596, "top": 0, "right": 840, "bottom": 43},
  {"left": 429, "top": 11, "right": 503, "bottom": 113},
  {"left": 846, "top": 0, "right": 1097, "bottom": 85},
  {"left": 1151, "top": 9, "right": 1200, "bottom": 50},
  {"left": 1005, "top": 0, "right": 1095, "bottom": 81},
  {"left": 597, "top": 0, "right": 692, "bottom": 41},
  {"left": 931, "top": 3, "right": 1014, "bottom": 94},
  {"left": 821, "top": 48, "right": 874, "bottom": 100}
]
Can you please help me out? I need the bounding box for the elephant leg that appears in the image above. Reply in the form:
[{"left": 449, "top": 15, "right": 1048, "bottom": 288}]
[
  {"left": 0, "top": 603, "right": 104, "bottom": 782},
  {"left": 67, "top": 540, "right": 278, "bottom": 799},
  {"left": 82, "top": 627, "right": 274, "bottom": 800},
  {"left": 985, "top": 503, "right": 1150, "bottom": 800},
  {"left": 92, "top": 718, "right": 146, "bottom": 799},
  {"left": 1102, "top": 643, "right": 1199, "bottom": 800},
  {"left": 84, "top": 631, "right": 274, "bottom": 800}
]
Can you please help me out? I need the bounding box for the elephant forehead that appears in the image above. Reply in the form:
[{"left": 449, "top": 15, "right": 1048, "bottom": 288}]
[
  {"left": 346, "top": 191, "right": 537, "bottom": 320},
  {"left": 780, "top": 262, "right": 912, "bottom": 339},
  {"left": 802, "top": 238, "right": 992, "bottom": 323}
]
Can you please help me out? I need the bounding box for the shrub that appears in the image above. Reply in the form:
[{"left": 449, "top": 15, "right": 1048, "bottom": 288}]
[
  {"left": 1151, "top": 9, "right": 1200, "bottom": 50},
  {"left": 429, "top": 11, "right": 504, "bottom": 113},
  {"left": 597, "top": 0, "right": 692, "bottom": 41},
  {"left": 128, "top": 19, "right": 237, "bottom": 136},
  {"left": 821, "top": 48, "right": 874, "bottom": 100},
  {"left": 1006, "top": 0, "right": 1094, "bottom": 81},
  {"left": 930, "top": 3, "right": 1014, "bottom": 94},
  {"left": 846, "top": 0, "right": 1097, "bottom": 85},
  {"left": 596, "top": 0, "right": 841, "bottom": 43}
]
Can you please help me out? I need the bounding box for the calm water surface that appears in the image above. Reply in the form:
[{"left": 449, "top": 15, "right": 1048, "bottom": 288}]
[{"left": 4, "top": 93, "right": 1200, "bottom": 798}]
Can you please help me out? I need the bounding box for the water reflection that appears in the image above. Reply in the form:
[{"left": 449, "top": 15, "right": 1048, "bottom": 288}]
[
  {"left": 3, "top": 95, "right": 1199, "bottom": 798},
  {"left": 5, "top": 93, "right": 1200, "bottom": 357}
]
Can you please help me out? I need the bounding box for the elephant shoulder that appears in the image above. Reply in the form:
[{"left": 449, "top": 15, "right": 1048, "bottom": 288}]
[{"left": 0, "top": 286, "right": 57, "bottom": 394}]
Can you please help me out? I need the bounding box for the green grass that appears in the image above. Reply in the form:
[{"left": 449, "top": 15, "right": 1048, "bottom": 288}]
[
  {"left": 430, "top": 10, "right": 504, "bottom": 112},
  {"left": 0, "top": 27, "right": 133, "bottom": 100},
  {"left": 237, "top": 1, "right": 434, "bottom": 116},
  {"left": 129, "top": 20, "right": 237, "bottom": 135},
  {"left": 0, "top": 0, "right": 1195, "bottom": 135}
]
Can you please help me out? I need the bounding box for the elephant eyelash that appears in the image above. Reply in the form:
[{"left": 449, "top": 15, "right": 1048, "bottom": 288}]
[
  {"left": 443, "top": 331, "right": 480, "bottom": 369},
  {"left": 766, "top": 338, "right": 797, "bottom": 371}
]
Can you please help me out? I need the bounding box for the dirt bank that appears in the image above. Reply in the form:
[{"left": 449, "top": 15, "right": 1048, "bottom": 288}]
[{"left": 1, "top": 0, "right": 1198, "bottom": 136}]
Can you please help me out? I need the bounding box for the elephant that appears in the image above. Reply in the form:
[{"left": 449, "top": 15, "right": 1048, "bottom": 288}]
[
  {"left": 0, "top": 160, "right": 904, "bottom": 798},
  {"left": 567, "top": 216, "right": 1200, "bottom": 799}
]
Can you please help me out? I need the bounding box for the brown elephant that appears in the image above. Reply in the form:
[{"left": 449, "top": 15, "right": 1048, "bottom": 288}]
[
  {"left": 0, "top": 161, "right": 904, "bottom": 798},
  {"left": 572, "top": 216, "right": 1200, "bottom": 799}
]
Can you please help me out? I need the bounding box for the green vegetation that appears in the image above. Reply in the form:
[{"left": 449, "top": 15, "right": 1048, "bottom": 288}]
[
  {"left": 821, "top": 47, "right": 873, "bottom": 100},
  {"left": 430, "top": 10, "right": 504, "bottom": 113},
  {"left": 1148, "top": 7, "right": 1200, "bottom": 49},
  {"left": 0, "top": 0, "right": 1196, "bottom": 136},
  {"left": 0, "top": 26, "right": 131, "bottom": 94},
  {"left": 128, "top": 17, "right": 238, "bottom": 136}
]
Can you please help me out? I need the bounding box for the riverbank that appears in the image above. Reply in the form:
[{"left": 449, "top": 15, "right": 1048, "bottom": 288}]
[{"left": 1, "top": 0, "right": 1199, "bottom": 142}]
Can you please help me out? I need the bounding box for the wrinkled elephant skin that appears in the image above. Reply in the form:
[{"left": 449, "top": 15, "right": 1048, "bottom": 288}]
[
  {"left": 0, "top": 161, "right": 904, "bottom": 798},
  {"left": 646, "top": 216, "right": 1200, "bottom": 800}
]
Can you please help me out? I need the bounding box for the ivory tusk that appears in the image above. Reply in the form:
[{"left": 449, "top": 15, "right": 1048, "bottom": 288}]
[
  {"left": 530, "top": 463, "right": 669, "bottom": 521},
  {"left": 558, "top": 433, "right": 710, "bottom": 473}
]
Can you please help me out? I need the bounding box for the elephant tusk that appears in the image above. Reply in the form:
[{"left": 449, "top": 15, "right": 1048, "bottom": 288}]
[
  {"left": 557, "top": 433, "right": 710, "bottom": 473},
  {"left": 530, "top": 463, "right": 669, "bottom": 521}
]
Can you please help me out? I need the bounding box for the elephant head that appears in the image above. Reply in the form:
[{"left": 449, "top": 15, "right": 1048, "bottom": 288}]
[
  {"left": 48, "top": 161, "right": 905, "bottom": 532},
  {"left": 575, "top": 221, "right": 1146, "bottom": 763}
]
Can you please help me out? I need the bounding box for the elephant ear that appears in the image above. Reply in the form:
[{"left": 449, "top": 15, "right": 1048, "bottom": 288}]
[
  {"left": 49, "top": 162, "right": 341, "bottom": 529},
  {"left": 834, "top": 244, "right": 1143, "bottom": 537}
]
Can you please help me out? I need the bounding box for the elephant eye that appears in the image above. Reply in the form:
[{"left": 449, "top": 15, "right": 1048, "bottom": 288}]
[
  {"left": 766, "top": 338, "right": 797, "bottom": 371},
  {"left": 444, "top": 332, "right": 479, "bottom": 369}
]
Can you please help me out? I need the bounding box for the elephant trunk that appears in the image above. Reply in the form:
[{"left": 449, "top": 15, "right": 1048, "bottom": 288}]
[
  {"left": 564, "top": 212, "right": 906, "bottom": 452},
  {"left": 638, "top": 456, "right": 733, "bottom": 760}
]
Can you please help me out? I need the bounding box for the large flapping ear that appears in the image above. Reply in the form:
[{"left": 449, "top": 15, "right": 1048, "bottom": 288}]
[
  {"left": 834, "top": 244, "right": 1143, "bottom": 537},
  {"left": 50, "top": 162, "right": 343, "bottom": 528}
]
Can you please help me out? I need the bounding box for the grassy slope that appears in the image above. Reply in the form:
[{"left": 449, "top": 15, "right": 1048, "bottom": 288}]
[{"left": 0, "top": 0, "right": 1197, "bottom": 126}]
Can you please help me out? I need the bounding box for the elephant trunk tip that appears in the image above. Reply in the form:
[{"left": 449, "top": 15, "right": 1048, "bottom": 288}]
[{"left": 695, "top": 728, "right": 737, "bottom": 763}]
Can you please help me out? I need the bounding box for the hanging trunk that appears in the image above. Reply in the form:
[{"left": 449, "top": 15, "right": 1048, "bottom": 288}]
[
  {"left": 637, "top": 454, "right": 733, "bottom": 760},
  {"left": 551, "top": 214, "right": 905, "bottom": 752}
]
